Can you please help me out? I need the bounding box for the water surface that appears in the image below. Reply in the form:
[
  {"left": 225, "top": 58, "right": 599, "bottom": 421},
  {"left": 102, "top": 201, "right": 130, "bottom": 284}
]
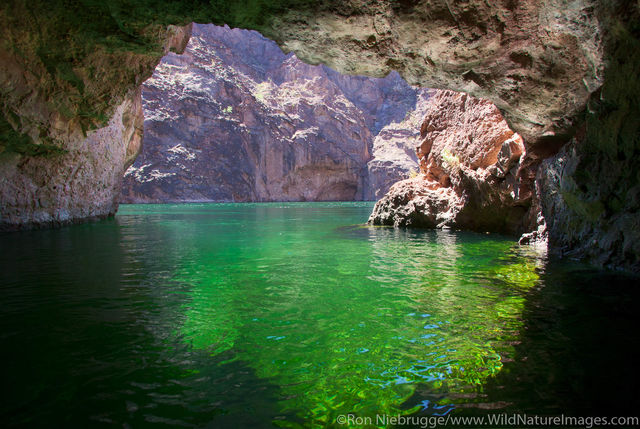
[{"left": 1, "top": 202, "right": 638, "bottom": 427}]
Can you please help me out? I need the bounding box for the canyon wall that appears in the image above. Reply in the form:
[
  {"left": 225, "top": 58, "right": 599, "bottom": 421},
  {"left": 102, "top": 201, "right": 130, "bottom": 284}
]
[
  {"left": 120, "top": 24, "right": 423, "bottom": 203},
  {"left": 0, "top": 1, "right": 637, "bottom": 269},
  {"left": 365, "top": 89, "right": 433, "bottom": 201}
]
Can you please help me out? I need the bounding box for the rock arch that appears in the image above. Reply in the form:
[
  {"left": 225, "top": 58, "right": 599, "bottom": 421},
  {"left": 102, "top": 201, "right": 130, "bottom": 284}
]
[{"left": 0, "top": 0, "right": 637, "bottom": 269}]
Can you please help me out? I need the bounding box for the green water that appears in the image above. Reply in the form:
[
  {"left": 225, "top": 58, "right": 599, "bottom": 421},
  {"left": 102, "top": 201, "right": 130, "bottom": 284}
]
[{"left": 1, "top": 203, "right": 638, "bottom": 427}]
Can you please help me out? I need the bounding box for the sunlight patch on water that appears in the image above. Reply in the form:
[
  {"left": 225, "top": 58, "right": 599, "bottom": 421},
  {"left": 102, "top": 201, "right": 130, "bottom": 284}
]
[{"left": 172, "top": 208, "right": 541, "bottom": 425}]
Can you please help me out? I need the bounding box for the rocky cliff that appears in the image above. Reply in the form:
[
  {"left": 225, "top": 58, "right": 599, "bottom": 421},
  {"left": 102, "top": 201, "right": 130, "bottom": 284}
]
[
  {"left": 0, "top": 1, "right": 638, "bottom": 269},
  {"left": 365, "top": 89, "right": 433, "bottom": 201},
  {"left": 369, "top": 90, "right": 527, "bottom": 234},
  {"left": 0, "top": 6, "right": 192, "bottom": 228},
  {"left": 0, "top": 89, "right": 144, "bottom": 228},
  {"left": 120, "top": 24, "right": 424, "bottom": 203}
]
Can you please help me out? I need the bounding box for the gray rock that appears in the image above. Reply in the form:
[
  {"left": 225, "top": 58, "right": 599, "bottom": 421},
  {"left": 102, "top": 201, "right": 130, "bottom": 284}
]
[{"left": 120, "top": 24, "right": 424, "bottom": 203}]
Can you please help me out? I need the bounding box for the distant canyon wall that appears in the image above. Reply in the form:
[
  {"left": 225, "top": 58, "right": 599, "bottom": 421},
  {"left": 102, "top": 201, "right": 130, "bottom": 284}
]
[{"left": 120, "top": 24, "right": 426, "bottom": 203}]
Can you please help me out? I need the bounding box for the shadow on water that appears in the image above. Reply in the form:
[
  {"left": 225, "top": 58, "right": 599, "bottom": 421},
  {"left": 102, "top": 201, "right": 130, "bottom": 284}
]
[
  {"left": 402, "top": 258, "right": 640, "bottom": 424},
  {"left": 479, "top": 262, "right": 640, "bottom": 415},
  {"left": 0, "top": 219, "right": 286, "bottom": 428}
]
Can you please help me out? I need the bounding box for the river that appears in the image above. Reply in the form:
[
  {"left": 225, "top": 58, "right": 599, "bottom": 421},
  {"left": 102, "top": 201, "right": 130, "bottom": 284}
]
[{"left": 1, "top": 202, "right": 637, "bottom": 427}]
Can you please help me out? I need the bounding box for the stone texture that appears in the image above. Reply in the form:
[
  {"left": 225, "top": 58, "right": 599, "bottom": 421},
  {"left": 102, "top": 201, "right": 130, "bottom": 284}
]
[
  {"left": 120, "top": 24, "right": 422, "bottom": 203},
  {"left": 531, "top": 4, "right": 640, "bottom": 271},
  {"left": 0, "top": 1, "right": 638, "bottom": 269},
  {"left": 365, "top": 89, "right": 432, "bottom": 200},
  {"left": 0, "top": 1, "right": 604, "bottom": 151},
  {"left": 0, "top": 89, "right": 143, "bottom": 228},
  {"left": 535, "top": 138, "right": 640, "bottom": 271},
  {"left": 264, "top": 0, "right": 604, "bottom": 149},
  {"left": 0, "top": 18, "right": 191, "bottom": 229},
  {"left": 368, "top": 177, "right": 461, "bottom": 229},
  {"left": 370, "top": 90, "right": 527, "bottom": 234}
]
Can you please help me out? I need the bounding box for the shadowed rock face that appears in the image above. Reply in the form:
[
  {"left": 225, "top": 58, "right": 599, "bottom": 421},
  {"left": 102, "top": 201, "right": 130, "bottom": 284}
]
[
  {"left": 120, "top": 24, "right": 423, "bottom": 202},
  {"left": 0, "top": 88, "right": 145, "bottom": 229},
  {"left": 0, "top": 1, "right": 638, "bottom": 269},
  {"left": 0, "top": 16, "right": 191, "bottom": 228}
]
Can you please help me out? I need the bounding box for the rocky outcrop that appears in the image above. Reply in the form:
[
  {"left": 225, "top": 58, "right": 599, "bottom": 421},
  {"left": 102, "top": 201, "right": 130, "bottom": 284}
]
[
  {"left": 0, "top": 11, "right": 191, "bottom": 228},
  {"left": 0, "top": 1, "right": 638, "bottom": 269},
  {"left": 535, "top": 138, "right": 640, "bottom": 271},
  {"left": 0, "top": 89, "right": 144, "bottom": 228},
  {"left": 120, "top": 24, "right": 422, "bottom": 203},
  {"left": 1, "top": 1, "right": 604, "bottom": 152},
  {"left": 530, "top": 4, "right": 640, "bottom": 271},
  {"left": 264, "top": 0, "right": 604, "bottom": 150},
  {"left": 369, "top": 90, "right": 527, "bottom": 234}
]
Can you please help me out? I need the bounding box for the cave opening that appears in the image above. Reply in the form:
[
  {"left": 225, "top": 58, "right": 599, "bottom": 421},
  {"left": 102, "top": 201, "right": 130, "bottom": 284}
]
[
  {"left": 120, "top": 23, "right": 530, "bottom": 239},
  {"left": 1, "top": 2, "right": 640, "bottom": 427}
]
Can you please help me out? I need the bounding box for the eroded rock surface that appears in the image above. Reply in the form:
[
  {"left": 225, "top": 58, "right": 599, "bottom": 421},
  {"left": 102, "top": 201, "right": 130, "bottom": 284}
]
[
  {"left": 0, "top": 16, "right": 191, "bottom": 228},
  {"left": 535, "top": 138, "right": 640, "bottom": 271},
  {"left": 0, "top": 1, "right": 638, "bottom": 269},
  {"left": 1, "top": 1, "right": 603, "bottom": 151},
  {"left": 0, "top": 89, "right": 144, "bottom": 228},
  {"left": 370, "top": 90, "right": 527, "bottom": 234},
  {"left": 120, "top": 24, "right": 422, "bottom": 203},
  {"left": 265, "top": 0, "right": 604, "bottom": 149},
  {"left": 365, "top": 89, "right": 432, "bottom": 200}
]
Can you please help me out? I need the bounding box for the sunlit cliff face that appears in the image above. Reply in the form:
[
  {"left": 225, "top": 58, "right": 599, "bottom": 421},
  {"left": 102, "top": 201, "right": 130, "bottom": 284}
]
[{"left": 119, "top": 24, "right": 427, "bottom": 204}]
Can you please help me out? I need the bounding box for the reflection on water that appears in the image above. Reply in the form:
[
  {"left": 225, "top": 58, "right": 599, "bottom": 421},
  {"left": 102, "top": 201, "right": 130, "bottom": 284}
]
[
  {"left": 173, "top": 209, "right": 541, "bottom": 425},
  {"left": 0, "top": 203, "right": 637, "bottom": 427}
]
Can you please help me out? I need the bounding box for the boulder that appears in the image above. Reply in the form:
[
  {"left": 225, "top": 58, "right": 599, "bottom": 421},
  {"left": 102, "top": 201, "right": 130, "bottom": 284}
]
[{"left": 370, "top": 90, "right": 528, "bottom": 234}]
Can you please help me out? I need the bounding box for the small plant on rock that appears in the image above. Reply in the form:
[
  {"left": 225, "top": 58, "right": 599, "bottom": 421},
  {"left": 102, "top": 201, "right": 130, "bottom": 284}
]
[{"left": 441, "top": 148, "right": 460, "bottom": 171}]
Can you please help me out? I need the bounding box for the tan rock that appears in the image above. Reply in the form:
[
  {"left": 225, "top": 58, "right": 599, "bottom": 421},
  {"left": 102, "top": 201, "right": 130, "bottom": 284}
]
[
  {"left": 0, "top": 89, "right": 143, "bottom": 228},
  {"left": 370, "top": 90, "right": 528, "bottom": 234}
]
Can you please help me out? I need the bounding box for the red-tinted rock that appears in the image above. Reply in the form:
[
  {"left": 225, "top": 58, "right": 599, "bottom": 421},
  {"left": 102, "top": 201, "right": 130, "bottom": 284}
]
[{"left": 370, "top": 90, "right": 528, "bottom": 234}]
